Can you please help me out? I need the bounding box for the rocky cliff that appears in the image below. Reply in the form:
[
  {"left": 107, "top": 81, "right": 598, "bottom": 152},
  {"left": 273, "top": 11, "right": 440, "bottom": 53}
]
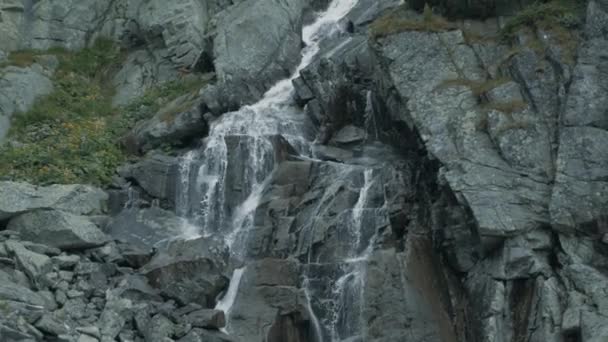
[{"left": 1, "top": 0, "right": 607, "bottom": 342}]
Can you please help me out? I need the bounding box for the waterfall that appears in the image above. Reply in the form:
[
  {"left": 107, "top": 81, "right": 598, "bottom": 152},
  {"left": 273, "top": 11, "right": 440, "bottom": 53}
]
[
  {"left": 215, "top": 267, "right": 246, "bottom": 334},
  {"left": 174, "top": 0, "right": 361, "bottom": 338},
  {"left": 306, "top": 168, "right": 377, "bottom": 342}
]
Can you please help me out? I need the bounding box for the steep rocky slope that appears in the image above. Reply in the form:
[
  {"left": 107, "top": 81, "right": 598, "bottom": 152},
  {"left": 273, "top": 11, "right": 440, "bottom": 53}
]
[{"left": 1, "top": 0, "right": 608, "bottom": 342}]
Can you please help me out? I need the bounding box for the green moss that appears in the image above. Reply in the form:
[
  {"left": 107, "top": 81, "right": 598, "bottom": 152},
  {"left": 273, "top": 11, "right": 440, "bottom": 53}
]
[
  {"left": 0, "top": 39, "right": 209, "bottom": 186},
  {"left": 370, "top": 4, "right": 456, "bottom": 38}
]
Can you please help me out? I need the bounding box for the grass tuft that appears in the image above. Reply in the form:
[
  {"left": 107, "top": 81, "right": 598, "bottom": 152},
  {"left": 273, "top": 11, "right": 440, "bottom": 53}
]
[
  {"left": 370, "top": 4, "right": 456, "bottom": 38},
  {"left": 500, "top": 0, "right": 585, "bottom": 41},
  {"left": 482, "top": 100, "right": 528, "bottom": 114}
]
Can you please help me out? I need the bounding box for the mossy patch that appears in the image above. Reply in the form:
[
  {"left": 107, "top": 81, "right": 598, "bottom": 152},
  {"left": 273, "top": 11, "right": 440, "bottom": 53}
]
[
  {"left": 370, "top": 4, "right": 456, "bottom": 38},
  {"left": 0, "top": 40, "right": 209, "bottom": 186}
]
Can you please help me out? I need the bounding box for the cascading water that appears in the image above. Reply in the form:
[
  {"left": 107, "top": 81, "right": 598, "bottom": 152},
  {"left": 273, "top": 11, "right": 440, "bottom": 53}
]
[
  {"left": 305, "top": 168, "right": 380, "bottom": 342},
  {"left": 173, "top": 0, "right": 363, "bottom": 339}
]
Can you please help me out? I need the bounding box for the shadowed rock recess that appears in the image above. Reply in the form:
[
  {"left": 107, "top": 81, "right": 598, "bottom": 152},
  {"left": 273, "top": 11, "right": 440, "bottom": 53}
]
[{"left": 1, "top": 0, "right": 608, "bottom": 341}]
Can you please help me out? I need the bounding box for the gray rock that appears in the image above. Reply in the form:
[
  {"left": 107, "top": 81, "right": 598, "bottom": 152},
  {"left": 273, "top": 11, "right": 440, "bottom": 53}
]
[
  {"left": 140, "top": 236, "right": 229, "bottom": 307},
  {"left": 550, "top": 127, "right": 608, "bottom": 233},
  {"left": 0, "top": 65, "right": 54, "bottom": 141},
  {"left": 178, "top": 328, "right": 234, "bottom": 342},
  {"left": 5, "top": 241, "right": 53, "bottom": 285},
  {"left": 581, "top": 310, "right": 608, "bottom": 342},
  {"left": 111, "top": 48, "right": 179, "bottom": 107},
  {"left": 35, "top": 313, "right": 68, "bottom": 336},
  {"left": 185, "top": 309, "right": 225, "bottom": 329},
  {"left": 23, "top": 0, "right": 113, "bottom": 51},
  {"left": 143, "top": 314, "right": 174, "bottom": 342},
  {"left": 549, "top": 32, "right": 608, "bottom": 234},
  {"left": 52, "top": 255, "right": 81, "bottom": 269},
  {"left": 212, "top": 0, "right": 304, "bottom": 106},
  {"left": 0, "top": 323, "right": 36, "bottom": 342},
  {"left": 20, "top": 242, "right": 61, "bottom": 257},
  {"left": 223, "top": 259, "right": 309, "bottom": 342},
  {"left": 117, "top": 153, "right": 178, "bottom": 202},
  {"left": 77, "top": 326, "right": 101, "bottom": 338},
  {"left": 374, "top": 29, "right": 552, "bottom": 246},
  {"left": 0, "top": 280, "right": 47, "bottom": 307},
  {"left": 330, "top": 125, "right": 367, "bottom": 145},
  {"left": 78, "top": 334, "right": 100, "bottom": 342},
  {"left": 0, "top": 181, "right": 108, "bottom": 221},
  {"left": 8, "top": 210, "right": 109, "bottom": 250},
  {"left": 98, "top": 297, "right": 133, "bottom": 341},
  {"left": 106, "top": 207, "right": 191, "bottom": 250},
  {"left": 132, "top": 92, "right": 208, "bottom": 153}
]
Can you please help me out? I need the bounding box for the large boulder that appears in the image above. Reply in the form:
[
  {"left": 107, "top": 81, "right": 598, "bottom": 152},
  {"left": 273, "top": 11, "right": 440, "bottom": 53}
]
[
  {"left": 7, "top": 210, "right": 109, "bottom": 250},
  {"left": 117, "top": 153, "right": 178, "bottom": 203},
  {"left": 0, "top": 181, "right": 108, "bottom": 221},
  {"left": 106, "top": 207, "right": 198, "bottom": 250},
  {"left": 131, "top": 92, "right": 209, "bottom": 152},
  {"left": 223, "top": 259, "right": 311, "bottom": 342},
  {"left": 178, "top": 328, "right": 235, "bottom": 342},
  {"left": 140, "top": 236, "right": 229, "bottom": 307},
  {"left": 207, "top": 0, "right": 304, "bottom": 110},
  {"left": 0, "top": 280, "right": 48, "bottom": 307}
]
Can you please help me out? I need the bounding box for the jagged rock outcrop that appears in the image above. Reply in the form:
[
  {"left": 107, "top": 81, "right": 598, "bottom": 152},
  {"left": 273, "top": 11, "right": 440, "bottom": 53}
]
[{"left": 289, "top": 1, "right": 608, "bottom": 341}]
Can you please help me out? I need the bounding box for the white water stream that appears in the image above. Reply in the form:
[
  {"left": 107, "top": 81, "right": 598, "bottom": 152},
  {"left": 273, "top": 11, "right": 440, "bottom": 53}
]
[{"left": 175, "top": 0, "right": 363, "bottom": 340}]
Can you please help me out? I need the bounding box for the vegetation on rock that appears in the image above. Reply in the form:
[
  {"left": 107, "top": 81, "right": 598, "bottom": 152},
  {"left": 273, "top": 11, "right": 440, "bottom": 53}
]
[
  {"left": 370, "top": 4, "right": 455, "bottom": 38},
  {"left": 500, "top": 0, "right": 586, "bottom": 40},
  {"left": 500, "top": 0, "right": 585, "bottom": 64},
  {"left": 0, "top": 40, "right": 207, "bottom": 186}
]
